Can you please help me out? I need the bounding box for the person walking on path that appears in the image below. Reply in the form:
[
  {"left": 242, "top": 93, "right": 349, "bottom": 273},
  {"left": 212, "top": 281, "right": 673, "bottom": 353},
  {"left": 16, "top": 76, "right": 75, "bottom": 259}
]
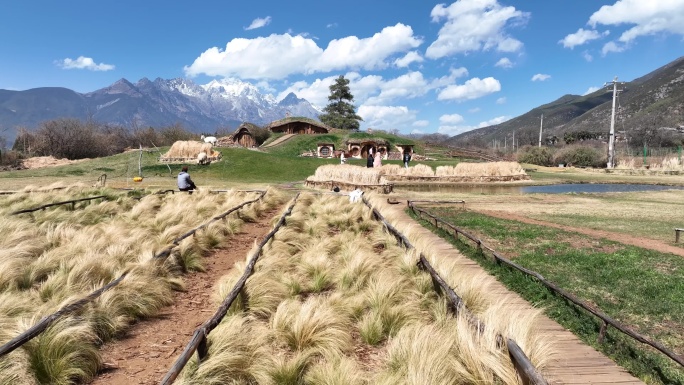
[
  {"left": 374, "top": 152, "right": 383, "bottom": 168},
  {"left": 403, "top": 150, "right": 412, "bottom": 169},
  {"left": 366, "top": 152, "right": 374, "bottom": 168},
  {"left": 177, "top": 166, "right": 197, "bottom": 193}
]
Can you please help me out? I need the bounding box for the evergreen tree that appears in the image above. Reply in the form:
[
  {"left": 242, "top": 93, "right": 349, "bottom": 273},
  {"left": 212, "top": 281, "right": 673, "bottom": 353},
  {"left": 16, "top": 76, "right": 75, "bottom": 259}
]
[{"left": 319, "top": 75, "right": 363, "bottom": 130}]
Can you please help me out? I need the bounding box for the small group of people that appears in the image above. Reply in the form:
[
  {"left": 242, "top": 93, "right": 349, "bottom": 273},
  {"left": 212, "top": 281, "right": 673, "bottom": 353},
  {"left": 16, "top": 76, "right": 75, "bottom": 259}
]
[
  {"left": 363, "top": 149, "right": 412, "bottom": 169},
  {"left": 366, "top": 150, "right": 383, "bottom": 168}
]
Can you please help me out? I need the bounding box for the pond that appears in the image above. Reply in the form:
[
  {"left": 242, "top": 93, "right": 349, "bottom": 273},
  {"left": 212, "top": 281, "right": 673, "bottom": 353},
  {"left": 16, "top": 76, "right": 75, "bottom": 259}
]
[{"left": 395, "top": 183, "right": 684, "bottom": 195}]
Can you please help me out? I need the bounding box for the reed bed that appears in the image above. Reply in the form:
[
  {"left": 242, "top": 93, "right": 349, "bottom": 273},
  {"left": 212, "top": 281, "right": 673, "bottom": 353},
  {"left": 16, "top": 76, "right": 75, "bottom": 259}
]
[
  {"left": 436, "top": 161, "right": 527, "bottom": 177},
  {"left": 177, "top": 193, "right": 553, "bottom": 384},
  {"left": 378, "top": 164, "right": 436, "bottom": 177},
  {"left": 0, "top": 186, "right": 285, "bottom": 384},
  {"left": 617, "top": 156, "right": 684, "bottom": 170}
]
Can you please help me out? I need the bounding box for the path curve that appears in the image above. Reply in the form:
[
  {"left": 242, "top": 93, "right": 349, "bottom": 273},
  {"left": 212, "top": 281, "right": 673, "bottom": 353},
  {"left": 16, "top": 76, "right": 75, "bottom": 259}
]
[{"left": 475, "top": 209, "right": 684, "bottom": 257}]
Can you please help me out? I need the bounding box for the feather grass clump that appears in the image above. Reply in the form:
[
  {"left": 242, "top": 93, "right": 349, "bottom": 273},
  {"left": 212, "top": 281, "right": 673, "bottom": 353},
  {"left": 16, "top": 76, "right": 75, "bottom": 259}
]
[{"left": 180, "top": 192, "right": 554, "bottom": 385}]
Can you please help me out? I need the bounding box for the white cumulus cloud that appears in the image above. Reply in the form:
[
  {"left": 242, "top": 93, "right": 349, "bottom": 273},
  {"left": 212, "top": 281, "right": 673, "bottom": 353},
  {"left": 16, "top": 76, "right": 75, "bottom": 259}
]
[
  {"left": 315, "top": 23, "right": 422, "bottom": 72},
  {"left": 583, "top": 51, "right": 594, "bottom": 62},
  {"left": 495, "top": 57, "right": 513, "bottom": 68},
  {"left": 358, "top": 105, "right": 417, "bottom": 131},
  {"left": 245, "top": 16, "right": 271, "bottom": 30},
  {"left": 394, "top": 51, "right": 424, "bottom": 67},
  {"left": 589, "top": 0, "right": 684, "bottom": 44},
  {"left": 601, "top": 41, "right": 626, "bottom": 55},
  {"left": 426, "top": 0, "right": 529, "bottom": 59},
  {"left": 365, "top": 71, "right": 429, "bottom": 105},
  {"left": 559, "top": 28, "right": 609, "bottom": 49},
  {"left": 496, "top": 97, "right": 507, "bottom": 104},
  {"left": 413, "top": 120, "right": 429, "bottom": 127},
  {"left": 437, "top": 77, "right": 501, "bottom": 102},
  {"left": 56, "top": 56, "right": 114, "bottom": 71},
  {"left": 440, "top": 114, "right": 465, "bottom": 124},
  {"left": 438, "top": 115, "right": 510, "bottom": 136},
  {"left": 185, "top": 23, "right": 422, "bottom": 79},
  {"left": 584, "top": 86, "right": 601, "bottom": 95},
  {"left": 531, "top": 74, "right": 551, "bottom": 82}
]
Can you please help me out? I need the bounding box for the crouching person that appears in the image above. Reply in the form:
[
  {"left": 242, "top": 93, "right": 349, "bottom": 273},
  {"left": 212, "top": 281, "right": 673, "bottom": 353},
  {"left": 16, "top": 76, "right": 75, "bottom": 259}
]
[{"left": 178, "top": 166, "right": 197, "bottom": 193}]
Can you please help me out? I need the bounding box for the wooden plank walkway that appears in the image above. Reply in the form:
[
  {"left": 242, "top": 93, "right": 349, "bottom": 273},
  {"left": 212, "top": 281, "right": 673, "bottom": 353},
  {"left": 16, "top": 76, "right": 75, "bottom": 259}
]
[{"left": 376, "top": 202, "right": 644, "bottom": 385}]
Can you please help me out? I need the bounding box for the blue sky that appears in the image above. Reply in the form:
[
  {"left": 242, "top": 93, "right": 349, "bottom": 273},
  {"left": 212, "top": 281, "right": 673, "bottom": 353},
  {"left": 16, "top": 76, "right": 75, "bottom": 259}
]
[{"left": 1, "top": 0, "right": 683, "bottom": 136}]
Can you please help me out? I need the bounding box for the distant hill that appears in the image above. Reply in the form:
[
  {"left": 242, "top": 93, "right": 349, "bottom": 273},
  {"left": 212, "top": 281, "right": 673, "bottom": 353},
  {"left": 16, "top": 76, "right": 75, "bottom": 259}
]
[
  {"left": 448, "top": 56, "right": 684, "bottom": 147},
  {"left": 0, "top": 78, "right": 321, "bottom": 144}
]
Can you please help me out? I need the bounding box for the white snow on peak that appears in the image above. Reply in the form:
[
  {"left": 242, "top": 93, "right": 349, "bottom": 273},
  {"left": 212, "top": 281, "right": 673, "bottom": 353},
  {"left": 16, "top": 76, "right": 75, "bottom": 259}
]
[{"left": 200, "top": 78, "right": 277, "bottom": 106}]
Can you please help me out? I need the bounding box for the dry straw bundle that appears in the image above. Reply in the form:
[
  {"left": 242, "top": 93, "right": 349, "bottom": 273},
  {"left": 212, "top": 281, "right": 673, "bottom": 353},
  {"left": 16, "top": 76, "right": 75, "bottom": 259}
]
[
  {"left": 308, "top": 164, "right": 388, "bottom": 185},
  {"left": 161, "top": 141, "right": 220, "bottom": 159},
  {"left": 436, "top": 161, "right": 527, "bottom": 177},
  {"left": 378, "top": 164, "right": 435, "bottom": 177}
]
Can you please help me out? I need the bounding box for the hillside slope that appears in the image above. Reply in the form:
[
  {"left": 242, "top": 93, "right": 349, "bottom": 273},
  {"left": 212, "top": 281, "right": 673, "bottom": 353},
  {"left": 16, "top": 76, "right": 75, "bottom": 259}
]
[{"left": 448, "top": 56, "right": 684, "bottom": 147}]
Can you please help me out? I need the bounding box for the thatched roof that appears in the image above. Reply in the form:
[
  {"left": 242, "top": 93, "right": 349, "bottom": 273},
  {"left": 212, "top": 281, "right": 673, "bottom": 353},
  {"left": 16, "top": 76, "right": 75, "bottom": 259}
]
[
  {"left": 264, "top": 117, "right": 336, "bottom": 132},
  {"left": 233, "top": 122, "right": 261, "bottom": 135}
]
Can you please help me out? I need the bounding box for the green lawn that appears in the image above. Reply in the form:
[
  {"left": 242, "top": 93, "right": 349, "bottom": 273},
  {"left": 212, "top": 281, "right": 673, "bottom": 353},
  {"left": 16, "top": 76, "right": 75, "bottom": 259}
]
[{"left": 410, "top": 207, "right": 684, "bottom": 385}]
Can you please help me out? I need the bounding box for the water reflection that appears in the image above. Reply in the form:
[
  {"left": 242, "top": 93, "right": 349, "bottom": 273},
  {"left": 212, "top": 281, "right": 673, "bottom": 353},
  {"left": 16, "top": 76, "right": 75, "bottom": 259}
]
[{"left": 396, "top": 183, "right": 684, "bottom": 195}]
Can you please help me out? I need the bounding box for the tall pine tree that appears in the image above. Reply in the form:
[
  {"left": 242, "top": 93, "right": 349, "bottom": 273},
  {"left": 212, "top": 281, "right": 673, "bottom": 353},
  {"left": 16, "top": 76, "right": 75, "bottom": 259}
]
[{"left": 319, "top": 75, "right": 363, "bottom": 130}]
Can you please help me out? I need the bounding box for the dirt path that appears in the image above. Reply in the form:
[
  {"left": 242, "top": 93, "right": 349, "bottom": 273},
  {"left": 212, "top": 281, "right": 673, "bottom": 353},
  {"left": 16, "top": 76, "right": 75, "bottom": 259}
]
[
  {"left": 475, "top": 209, "right": 684, "bottom": 257},
  {"left": 90, "top": 207, "right": 281, "bottom": 385}
]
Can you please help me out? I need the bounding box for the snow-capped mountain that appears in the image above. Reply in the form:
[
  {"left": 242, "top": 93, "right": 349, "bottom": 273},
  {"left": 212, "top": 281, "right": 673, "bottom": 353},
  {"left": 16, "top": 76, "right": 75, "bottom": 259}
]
[{"left": 0, "top": 77, "right": 322, "bottom": 138}]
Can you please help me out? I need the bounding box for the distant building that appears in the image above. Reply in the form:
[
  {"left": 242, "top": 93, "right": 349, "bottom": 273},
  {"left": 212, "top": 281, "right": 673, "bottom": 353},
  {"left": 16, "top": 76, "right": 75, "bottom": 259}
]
[
  {"left": 346, "top": 138, "right": 390, "bottom": 159},
  {"left": 232, "top": 122, "right": 260, "bottom": 147},
  {"left": 265, "top": 117, "right": 334, "bottom": 134}
]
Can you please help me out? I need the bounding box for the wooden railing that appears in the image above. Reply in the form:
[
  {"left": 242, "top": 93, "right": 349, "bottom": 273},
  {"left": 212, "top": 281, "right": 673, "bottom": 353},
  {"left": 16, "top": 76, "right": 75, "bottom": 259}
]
[
  {"left": 409, "top": 201, "right": 684, "bottom": 369},
  {"left": 365, "top": 197, "right": 548, "bottom": 385},
  {"left": 159, "top": 194, "right": 299, "bottom": 385},
  {"left": 11, "top": 195, "right": 108, "bottom": 214},
  {"left": 0, "top": 191, "right": 268, "bottom": 358}
]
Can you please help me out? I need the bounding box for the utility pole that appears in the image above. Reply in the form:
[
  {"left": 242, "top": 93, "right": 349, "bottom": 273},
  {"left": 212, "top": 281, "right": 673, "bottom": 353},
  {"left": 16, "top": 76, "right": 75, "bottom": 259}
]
[
  {"left": 512, "top": 131, "right": 515, "bottom": 151},
  {"left": 605, "top": 76, "right": 624, "bottom": 168},
  {"left": 538, "top": 114, "right": 543, "bottom": 147}
]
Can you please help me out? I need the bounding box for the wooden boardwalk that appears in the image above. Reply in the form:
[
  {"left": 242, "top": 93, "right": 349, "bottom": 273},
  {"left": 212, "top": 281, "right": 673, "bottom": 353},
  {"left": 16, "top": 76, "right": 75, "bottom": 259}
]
[{"left": 376, "top": 202, "right": 644, "bottom": 385}]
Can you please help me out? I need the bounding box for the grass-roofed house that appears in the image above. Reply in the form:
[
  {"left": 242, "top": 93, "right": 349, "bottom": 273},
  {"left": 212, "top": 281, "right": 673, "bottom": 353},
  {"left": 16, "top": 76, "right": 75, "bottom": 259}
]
[
  {"left": 265, "top": 117, "right": 334, "bottom": 135},
  {"left": 232, "top": 122, "right": 261, "bottom": 148},
  {"left": 346, "top": 138, "right": 390, "bottom": 159}
]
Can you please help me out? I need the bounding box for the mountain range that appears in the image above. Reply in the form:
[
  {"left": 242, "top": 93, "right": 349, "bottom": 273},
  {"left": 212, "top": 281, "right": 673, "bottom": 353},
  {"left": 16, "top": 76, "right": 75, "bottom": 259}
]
[
  {"left": 447, "top": 56, "right": 684, "bottom": 148},
  {"left": 0, "top": 77, "right": 321, "bottom": 143}
]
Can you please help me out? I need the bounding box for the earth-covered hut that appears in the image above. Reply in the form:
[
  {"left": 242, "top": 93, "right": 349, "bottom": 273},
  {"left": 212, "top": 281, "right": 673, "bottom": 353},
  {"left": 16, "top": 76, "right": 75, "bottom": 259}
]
[
  {"left": 265, "top": 117, "right": 334, "bottom": 135},
  {"left": 346, "top": 138, "right": 390, "bottom": 159},
  {"left": 232, "top": 122, "right": 261, "bottom": 148}
]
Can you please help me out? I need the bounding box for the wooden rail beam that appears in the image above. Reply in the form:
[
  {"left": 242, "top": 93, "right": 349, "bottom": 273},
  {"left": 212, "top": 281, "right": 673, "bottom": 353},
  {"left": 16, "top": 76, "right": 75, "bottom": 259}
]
[
  {"left": 411, "top": 202, "right": 684, "bottom": 369},
  {"left": 159, "top": 194, "right": 300, "bottom": 385}
]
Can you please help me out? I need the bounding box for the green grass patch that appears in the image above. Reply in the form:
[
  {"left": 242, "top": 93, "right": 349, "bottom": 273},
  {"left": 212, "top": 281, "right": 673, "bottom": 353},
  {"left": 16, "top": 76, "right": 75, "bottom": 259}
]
[{"left": 410, "top": 207, "right": 684, "bottom": 385}]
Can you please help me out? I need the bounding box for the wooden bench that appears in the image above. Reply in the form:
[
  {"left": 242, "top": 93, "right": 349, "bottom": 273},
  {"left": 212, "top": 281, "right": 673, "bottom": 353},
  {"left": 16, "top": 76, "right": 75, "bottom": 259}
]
[{"left": 676, "top": 228, "right": 684, "bottom": 243}]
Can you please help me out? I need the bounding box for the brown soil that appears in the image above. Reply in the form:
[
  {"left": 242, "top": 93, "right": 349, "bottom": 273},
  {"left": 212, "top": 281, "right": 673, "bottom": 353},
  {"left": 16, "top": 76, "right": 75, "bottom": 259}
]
[
  {"left": 90, "top": 206, "right": 281, "bottom": 385},
  {"left": 475, "top": 209, "right": 684, "bottom": 257}
]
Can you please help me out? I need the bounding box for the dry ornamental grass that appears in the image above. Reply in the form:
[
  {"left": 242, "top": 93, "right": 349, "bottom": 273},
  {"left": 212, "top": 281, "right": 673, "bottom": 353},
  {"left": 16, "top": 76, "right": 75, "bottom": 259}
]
[
  {"left": 178, "top": 193, "right": 554, "bottom": 385},
  {"left": 0, "top": 185, "right": 285, "bottom": 384}
]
